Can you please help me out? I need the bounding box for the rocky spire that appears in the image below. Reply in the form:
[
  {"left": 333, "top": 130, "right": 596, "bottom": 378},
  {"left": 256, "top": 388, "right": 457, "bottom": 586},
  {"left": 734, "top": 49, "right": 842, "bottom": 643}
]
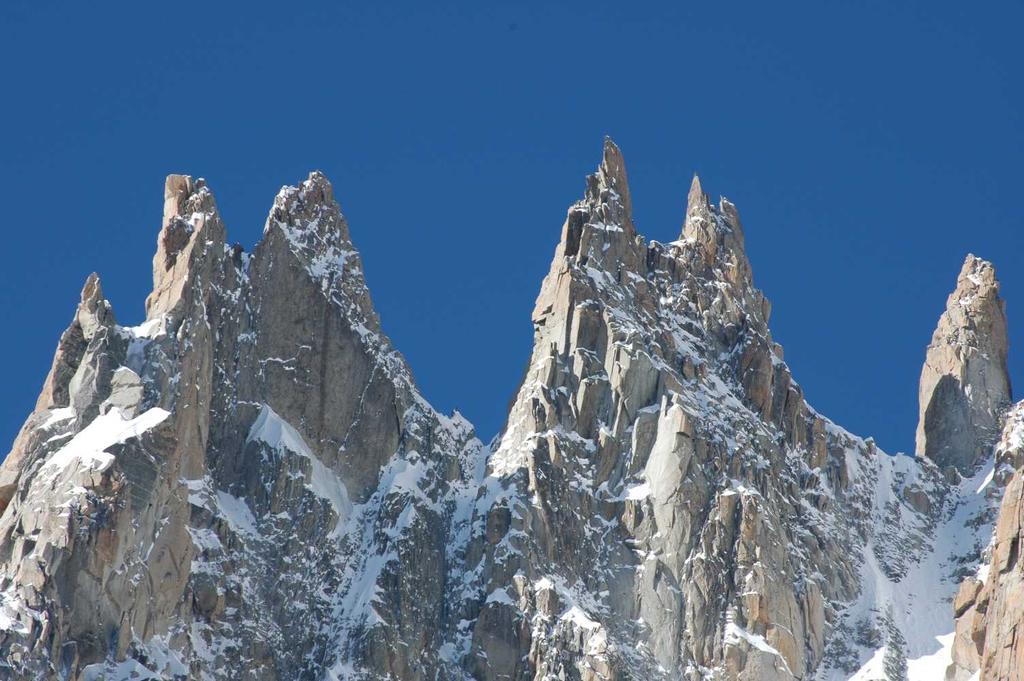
[
  {"left": 584, "top": 137, "right": 632, "bottom": 220},
  {"left": 685, "top": 174, "right": 711, "bottom": 222},
  {"left": 0, "top": 273, "right": 116, "bottom": 513},
  {"left": 34, "top": 273, "right": 113, "bottom": 410},
  {"left": 528, "top": 139, "right": 641, "bottom": 360},
  {"left": 916, "top": 254, "right": 1011, "bottom": 474},
  {"left": 679, "top": 173, "right": 756, "bottom": 303},
  {"left": 145, "top": 174, "right": 225, "bottom": 319},
  {"left": 5, "top": 148, "right": 1023, "bottom": 681},
  {"left": 258, "top": 170, "right": 381, "bottom": 337}
]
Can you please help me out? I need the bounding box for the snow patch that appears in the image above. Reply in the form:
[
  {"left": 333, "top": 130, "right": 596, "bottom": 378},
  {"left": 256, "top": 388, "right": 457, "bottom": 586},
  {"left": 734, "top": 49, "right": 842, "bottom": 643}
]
[
  {"left": 41, "top": 407, "right": 75, "bottom": 429},
  {"left": 40, "top": 407, "right": 170, "bottom": 480},
  {"left": 215, "top": 490, "right": 259, "bottom": 537},
  {"left": 247, "top": 404, "right": 352, "bottom": 532}
]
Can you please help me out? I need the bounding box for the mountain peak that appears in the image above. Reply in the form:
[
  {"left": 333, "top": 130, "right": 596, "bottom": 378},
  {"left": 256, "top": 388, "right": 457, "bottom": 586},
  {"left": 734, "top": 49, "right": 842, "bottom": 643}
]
[
  {"left": 681, "top": 170, "right": 716, "bottom": 236},
  {"left": 916, "top": 253, "right": 1011, "bottom": 474},
  {"left": 147, "top": 175, "right": 225, "bottom": 319},
  {"left": 301, "top": 169, "right": 335, "bottom": 203},
  {"left": 2, "top": 154, "right": 1020, "bottom": 681},
  {"left": 267, "top": 171, "right": 342, "bottom": 233},
  {"left": 677, "top": 174, "right": 754, "bottom": 293},
  {"left": 162, "top": 174, "right": 194, "bottom": 228},
  {"left": 585, "top": 137, "right": 632, "bottom": 220},
  {"left": 78, "top": 271, "right": 102, "bottom": 309},
  {"left": 76, "top": 272, "right": 114, "bottom": 337},
  {"left": 686, "top": 173, "right": 710, "bottom": 217},
  {"left": 957, "top": 253, "right": 999, "bottom": 296},
  {"left": 263, "top": 171, "right": 360, "bottom": 286}
]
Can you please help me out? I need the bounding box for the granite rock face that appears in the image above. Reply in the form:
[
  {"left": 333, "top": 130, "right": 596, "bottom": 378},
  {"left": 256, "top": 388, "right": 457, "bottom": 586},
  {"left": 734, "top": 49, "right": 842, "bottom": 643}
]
[
  {"left": 973, "top": 462, "right": 1024, "bottom": 681},
  {"left": 0, "top": 173, "right": 484, "bottom": 680},
  {"left": 916, "top": 255, "right": 1011, "bottom": 475},
  {"left": 945, "top": 404, "right": 1024, "bottom": 681},
  {"left": 0, "top": 141, "right": 1019, "bottom": 681}
]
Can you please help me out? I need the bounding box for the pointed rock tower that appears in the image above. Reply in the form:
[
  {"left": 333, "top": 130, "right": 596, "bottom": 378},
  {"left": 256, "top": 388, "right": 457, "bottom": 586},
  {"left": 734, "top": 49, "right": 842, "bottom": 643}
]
[
  {"left": 916, "top": 254, "right": 1011, "bottom": 475},
  {"left": 478, "top": 139, "right": 944, "bottom": 681},
  {"left": 1, "top": 141, "right": 1018, "bottom": 681},
  {"left": 0, "top": 172, "right": 485, "bottom": 680}
]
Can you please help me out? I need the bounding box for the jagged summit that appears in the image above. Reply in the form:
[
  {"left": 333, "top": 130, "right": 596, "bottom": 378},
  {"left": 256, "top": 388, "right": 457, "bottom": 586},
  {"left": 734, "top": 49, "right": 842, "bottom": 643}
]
[
  {"left": 162, "top": 174, "right": 202, "bottom": 229},
  {"left": 493, "top": 142, "right": 944, "bottom": 680},
  {"left": 266, "top": 170, "right": 339, "bottom": 235},
  {"left": 147, "top": 173, "right": 225, "bottom": 319},
  {"left": 587, "top": 136, "right": 632, "bottom": 218},
  {"left": 916, "top": 253, "right": 1010, "bottom": 475},
  {"left": 677, "top": 172, "right": 753, "bottom": 294},
  {"left": 260, "top": 170, "right": 381, "bottom": 334},
  {"left": 0, "top": 272, "right": 116, "bottom": 513},
  {"left": 0, "top": 141, "right": 1020, "bottom": 681},
  {"left": 76, "top": 272, "right": 111, "bottom": 329},
  {"left": 685, "top": 173, "right": 710, "bottom": 217},
  {"left": 0, "top": 167, "right": 485, "bottom": 679}
]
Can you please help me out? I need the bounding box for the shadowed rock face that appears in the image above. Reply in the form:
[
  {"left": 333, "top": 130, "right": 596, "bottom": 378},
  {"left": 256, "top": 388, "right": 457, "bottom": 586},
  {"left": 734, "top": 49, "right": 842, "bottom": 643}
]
[
  {"left": 916, "top": 255, "right": 1011, "bottom": 476},
  {"left": 0, "top": 142, "right": 1019, "bottom": 681}
]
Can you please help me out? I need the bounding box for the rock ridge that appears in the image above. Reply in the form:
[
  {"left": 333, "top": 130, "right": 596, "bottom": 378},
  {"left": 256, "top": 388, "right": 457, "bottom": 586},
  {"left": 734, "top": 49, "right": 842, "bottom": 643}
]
[{"left": 0, "top": 141, "right": 1019, "bottom": 681}]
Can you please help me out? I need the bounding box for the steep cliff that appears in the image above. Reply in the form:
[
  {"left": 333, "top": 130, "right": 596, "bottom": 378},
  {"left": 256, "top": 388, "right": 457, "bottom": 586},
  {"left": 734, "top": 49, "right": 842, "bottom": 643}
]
[
  {"left": 970, "top": 450, "right": 1024, "bottom": 681},
  {"left": 945, "top": 404, "right": 1024, "bottom": 681},
  {"left": 0, "top": 141, "right": 1018, "bottom": 681}
]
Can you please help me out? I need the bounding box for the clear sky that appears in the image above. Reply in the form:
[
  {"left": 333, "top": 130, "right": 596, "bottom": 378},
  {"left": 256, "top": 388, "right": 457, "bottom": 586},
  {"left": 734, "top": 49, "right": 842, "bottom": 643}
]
[{"left": 1, "top": 1, "right": 1021, "bottom": 456}]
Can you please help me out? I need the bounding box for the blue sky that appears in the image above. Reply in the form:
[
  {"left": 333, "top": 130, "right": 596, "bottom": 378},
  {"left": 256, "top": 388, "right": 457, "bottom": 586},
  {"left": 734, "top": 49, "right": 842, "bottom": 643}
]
[{"left": 1, "top": 1, "right": 1021, "bottom": 455}]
